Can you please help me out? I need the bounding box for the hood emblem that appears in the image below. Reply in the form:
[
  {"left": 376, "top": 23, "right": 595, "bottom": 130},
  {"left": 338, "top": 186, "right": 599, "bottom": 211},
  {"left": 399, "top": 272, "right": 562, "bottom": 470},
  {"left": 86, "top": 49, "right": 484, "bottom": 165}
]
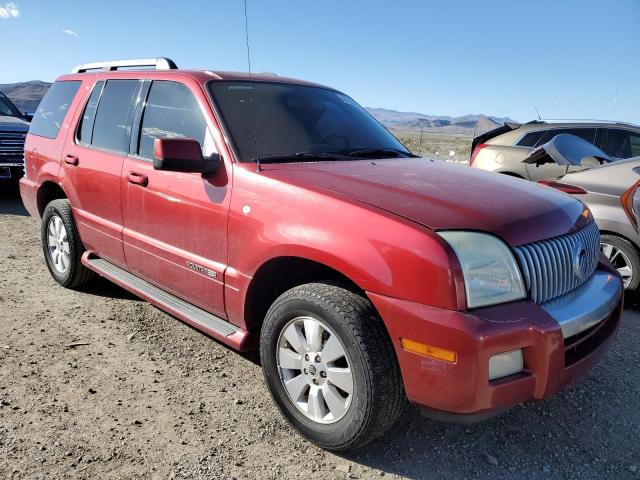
[{"left": 572, "top": 242, "right": 589, "bottom": 280}]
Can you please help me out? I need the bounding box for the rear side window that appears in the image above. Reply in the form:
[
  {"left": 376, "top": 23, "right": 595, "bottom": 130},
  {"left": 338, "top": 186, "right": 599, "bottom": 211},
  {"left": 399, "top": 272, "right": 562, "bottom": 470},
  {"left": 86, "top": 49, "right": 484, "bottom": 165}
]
[
  {"left": 29, "top": 81, "right": 81, "bottom": 139},
  {"left": 91, "top": 80, "right": 141, "bottom": 154},
  {"left": 138, "top": 81, "right": 215, "bottom": 160},
  {"left": 77, "top": 81, "right": 104, "bottom": 144},
  {"left": 516, "top": 131, "right": 545, "bottom": 147}
]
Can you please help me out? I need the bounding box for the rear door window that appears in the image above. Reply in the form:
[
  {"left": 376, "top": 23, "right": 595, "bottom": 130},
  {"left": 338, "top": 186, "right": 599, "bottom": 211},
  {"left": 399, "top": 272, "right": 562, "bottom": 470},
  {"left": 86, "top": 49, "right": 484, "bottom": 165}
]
[
  {"left": 137, "top": 80, "right": 215, "bottom": 160},
  {"left": 29, "top": 81, "right": 81, "bottom": 139},
  {"left": 601, "top": 129, "right": 640, "bottom": 159},
  {"left": 91, "top": 80, "right": 141, "bottom": 154}
]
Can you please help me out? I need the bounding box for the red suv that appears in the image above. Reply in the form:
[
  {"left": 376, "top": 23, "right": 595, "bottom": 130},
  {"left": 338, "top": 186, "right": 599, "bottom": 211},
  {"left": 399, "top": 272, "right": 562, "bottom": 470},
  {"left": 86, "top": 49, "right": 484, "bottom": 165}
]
[{"left": 20, "top": 58, "right": 623, "bottom": 450}]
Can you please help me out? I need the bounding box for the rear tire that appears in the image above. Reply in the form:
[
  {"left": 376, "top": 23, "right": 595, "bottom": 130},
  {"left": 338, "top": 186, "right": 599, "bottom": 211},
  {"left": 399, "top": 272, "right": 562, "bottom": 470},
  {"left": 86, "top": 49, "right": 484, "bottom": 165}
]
[
  {"left": 600, "top": 234, "right": 640, "bottom": 304},
  {"left": 260, "top": 283, "right": 405, "bottom": 451},
  {"left": 41, "top": 199, "right": 95, "bottom": 289}
]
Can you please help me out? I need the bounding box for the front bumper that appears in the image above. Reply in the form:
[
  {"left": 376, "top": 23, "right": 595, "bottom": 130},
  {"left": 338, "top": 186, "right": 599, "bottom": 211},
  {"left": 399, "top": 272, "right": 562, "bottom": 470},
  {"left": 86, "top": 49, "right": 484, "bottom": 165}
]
[{"left": 368, "top": 262, "right": 622, "bottom": 420}]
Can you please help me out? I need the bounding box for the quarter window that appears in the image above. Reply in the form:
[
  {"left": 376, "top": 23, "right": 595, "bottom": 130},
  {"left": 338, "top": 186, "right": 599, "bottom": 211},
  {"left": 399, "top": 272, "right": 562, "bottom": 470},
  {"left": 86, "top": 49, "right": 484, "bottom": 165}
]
[
  {"left": 91, "top": 80, "right": 141, "bottom": 154},
  {"left": 29, "top": 81, "right": 81, "bottom": 139},
  {"left": 516, "top": 131, "right": 545, "bottom": 147},
  {"left": 138, "top": 81, "right": 215, "bottom": 160},
  {"left": 77, "top": 81, "right": 104, "bottom": 145}
]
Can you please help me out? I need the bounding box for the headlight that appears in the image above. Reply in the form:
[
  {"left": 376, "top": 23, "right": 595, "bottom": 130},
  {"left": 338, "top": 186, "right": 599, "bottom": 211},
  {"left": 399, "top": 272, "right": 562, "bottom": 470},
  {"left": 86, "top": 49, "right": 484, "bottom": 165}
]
[{"left": 439, "top": 231, "right": 526, "bottom": 308}]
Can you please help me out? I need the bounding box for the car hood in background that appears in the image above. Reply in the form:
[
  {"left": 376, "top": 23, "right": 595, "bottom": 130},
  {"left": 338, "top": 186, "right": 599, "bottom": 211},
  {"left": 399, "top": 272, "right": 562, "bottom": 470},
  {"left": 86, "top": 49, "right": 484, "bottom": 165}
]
[
  {"left": 523, "top": 133, "right": 612, "bottom": 167},
  {"left": 0, "top": 115, "right": 29, "bottom": 132},
  {"left": 262, "top": 158, "right": 589, "bottom": 246}
]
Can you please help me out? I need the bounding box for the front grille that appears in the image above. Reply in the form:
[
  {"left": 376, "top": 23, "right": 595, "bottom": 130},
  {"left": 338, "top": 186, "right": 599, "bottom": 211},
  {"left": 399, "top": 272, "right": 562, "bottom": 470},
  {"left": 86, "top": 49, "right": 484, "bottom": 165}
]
[
  {"left": 514, "top": 222, "right": 600, "bottom": 304},
  {"left": 0, "top": 131, "right": 26, "bottom": 160}
]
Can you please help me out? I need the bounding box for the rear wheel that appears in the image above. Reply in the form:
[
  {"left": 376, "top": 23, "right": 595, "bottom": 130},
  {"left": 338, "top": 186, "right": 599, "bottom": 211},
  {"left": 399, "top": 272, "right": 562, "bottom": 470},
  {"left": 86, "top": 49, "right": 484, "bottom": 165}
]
[
  {"left": 41, "top": 199, "right": 95, "bottom": 289},
  {"left": 600, "top": 234, "right": 640, "bottom": 303},
  {"left": 260, "top": 283, "right": 405, "bottom": 451}
]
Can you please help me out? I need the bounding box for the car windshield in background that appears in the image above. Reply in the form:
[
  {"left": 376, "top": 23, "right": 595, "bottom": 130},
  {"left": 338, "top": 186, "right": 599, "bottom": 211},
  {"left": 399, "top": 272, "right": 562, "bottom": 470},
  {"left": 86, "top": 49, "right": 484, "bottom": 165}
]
[
  {"left": 208, "top": 81, "right": 412, "bottom": 163},
  {"left": 0, "top": 95, "right": 19, "bottom": 117}
]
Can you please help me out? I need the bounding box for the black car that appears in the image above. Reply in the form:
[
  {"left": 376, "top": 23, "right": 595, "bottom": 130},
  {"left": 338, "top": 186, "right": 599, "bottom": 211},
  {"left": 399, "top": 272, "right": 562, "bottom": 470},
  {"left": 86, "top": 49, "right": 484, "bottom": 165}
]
[{"left": 0, "top": 91, "right": 30, "bottom": 183}]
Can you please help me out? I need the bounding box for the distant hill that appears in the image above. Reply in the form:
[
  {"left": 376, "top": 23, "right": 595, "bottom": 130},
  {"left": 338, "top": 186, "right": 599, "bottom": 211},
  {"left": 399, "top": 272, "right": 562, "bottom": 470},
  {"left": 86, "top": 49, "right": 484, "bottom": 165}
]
[
  {"left": 0, "top": 81, "right": 51, "bottom": 113},
  {"left": 0, "top": 81, "right": 515, "bottom": 134},
  {"left": 366, "top": 107, "right": 515, "bottom": 134}
]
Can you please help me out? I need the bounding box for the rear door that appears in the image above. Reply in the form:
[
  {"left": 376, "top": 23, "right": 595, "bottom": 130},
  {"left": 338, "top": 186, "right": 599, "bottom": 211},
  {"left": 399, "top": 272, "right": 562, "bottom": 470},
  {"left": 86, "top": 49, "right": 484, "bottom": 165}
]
[
  {"left": 121, "top": 79, "right": 230, "bottom": 318},
  {"left": 61, "top": 79, "right": 143, "bottom": 268}
]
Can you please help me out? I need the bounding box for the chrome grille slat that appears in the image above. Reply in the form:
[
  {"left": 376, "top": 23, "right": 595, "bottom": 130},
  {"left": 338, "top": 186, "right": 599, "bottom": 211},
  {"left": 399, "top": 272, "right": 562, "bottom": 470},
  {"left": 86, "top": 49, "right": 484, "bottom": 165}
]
[
  {"left": 0, "top": 132, "right": 26, "bottom": 159},
  {"left": 514, "top": 222, "right": 600, "bottom": 304}
]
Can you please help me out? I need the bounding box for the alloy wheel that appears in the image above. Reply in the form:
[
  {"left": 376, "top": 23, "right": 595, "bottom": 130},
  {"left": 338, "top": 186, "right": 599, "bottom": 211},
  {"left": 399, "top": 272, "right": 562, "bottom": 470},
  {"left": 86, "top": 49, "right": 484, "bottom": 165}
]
[
  {"left": 601, "top": 242, "right": 633, "bottom": 288},
  {"left": 276, "top": 316, "right": 353, "bottom": 424},
  {"left": 46, "top": 215, "right": 71, "bottom": 274}
]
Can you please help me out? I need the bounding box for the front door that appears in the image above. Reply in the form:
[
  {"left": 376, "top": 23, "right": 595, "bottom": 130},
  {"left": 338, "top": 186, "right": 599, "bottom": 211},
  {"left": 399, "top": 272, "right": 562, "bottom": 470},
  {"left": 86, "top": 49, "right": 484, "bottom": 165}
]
[{"left": 121, "top": 79, "right": 230, "bottom": 318}]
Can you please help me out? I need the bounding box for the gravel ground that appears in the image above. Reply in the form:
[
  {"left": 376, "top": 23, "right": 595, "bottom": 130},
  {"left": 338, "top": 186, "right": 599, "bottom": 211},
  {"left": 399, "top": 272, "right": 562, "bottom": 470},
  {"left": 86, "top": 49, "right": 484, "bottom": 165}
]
[{"left": 0, "top": 185, "right": 638, "bottom": 480}]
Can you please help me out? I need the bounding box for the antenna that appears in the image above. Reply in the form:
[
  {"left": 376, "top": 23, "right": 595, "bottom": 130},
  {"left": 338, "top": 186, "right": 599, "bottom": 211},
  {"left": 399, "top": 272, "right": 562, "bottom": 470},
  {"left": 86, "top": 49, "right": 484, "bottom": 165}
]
[
  {"left": 243, "top": 0, "right": 260, "bottom": 172},
  {"left": 534, "top": 106, "right": 542, "bottom": 121}
]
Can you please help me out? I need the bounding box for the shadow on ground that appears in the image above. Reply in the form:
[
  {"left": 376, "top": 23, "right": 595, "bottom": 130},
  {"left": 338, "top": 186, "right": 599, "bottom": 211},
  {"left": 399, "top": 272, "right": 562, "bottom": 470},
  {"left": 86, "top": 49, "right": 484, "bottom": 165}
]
[{"left": 0, "top": 183, "right": 28, "bottom": 216}]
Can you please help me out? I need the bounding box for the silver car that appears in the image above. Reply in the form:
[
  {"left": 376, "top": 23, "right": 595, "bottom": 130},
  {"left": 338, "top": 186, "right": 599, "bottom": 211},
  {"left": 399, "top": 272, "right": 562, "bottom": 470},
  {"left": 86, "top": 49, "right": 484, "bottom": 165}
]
[
  {"left": 533, "top": 141, "right": 640, "bottom": 301},
  {"left": 471, "top": 120, "right": 640, "bottom": 180}
]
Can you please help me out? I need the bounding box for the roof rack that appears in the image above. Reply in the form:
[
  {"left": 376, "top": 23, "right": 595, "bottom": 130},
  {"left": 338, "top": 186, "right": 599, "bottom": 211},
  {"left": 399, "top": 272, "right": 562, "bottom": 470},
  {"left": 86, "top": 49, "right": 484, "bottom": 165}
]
[{"left": 71, "top": 57, "right": 178, "bottom": 74}]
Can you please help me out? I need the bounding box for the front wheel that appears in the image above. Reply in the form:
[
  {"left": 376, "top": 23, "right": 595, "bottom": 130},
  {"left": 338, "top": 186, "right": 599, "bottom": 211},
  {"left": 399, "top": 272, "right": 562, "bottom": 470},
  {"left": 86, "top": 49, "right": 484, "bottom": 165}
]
[
  {"left": 260, "top": 283, "right": 405, "bottom": 451},
  {"left": 601, "top": 234, "right": 640, "bottom": 304}
]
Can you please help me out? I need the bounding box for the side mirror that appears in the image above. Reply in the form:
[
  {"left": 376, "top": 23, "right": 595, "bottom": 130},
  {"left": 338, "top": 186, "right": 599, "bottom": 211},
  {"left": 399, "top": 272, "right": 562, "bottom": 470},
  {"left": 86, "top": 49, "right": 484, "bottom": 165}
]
[
  {"left": 153, "top": 138, "right": 220, "bottom": 174},
  {"left": 23, "top": 112, "right": 33, "bottom": 122}
]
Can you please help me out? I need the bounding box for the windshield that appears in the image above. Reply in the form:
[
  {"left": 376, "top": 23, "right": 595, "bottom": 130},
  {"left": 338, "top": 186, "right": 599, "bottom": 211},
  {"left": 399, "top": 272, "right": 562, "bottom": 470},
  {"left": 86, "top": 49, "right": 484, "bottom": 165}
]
[
  {"left": 208, "top": 81, "right": 412, "bottom": 162},
  {"left": 0, "top": 94, "right": 20, "bottom": 117}
]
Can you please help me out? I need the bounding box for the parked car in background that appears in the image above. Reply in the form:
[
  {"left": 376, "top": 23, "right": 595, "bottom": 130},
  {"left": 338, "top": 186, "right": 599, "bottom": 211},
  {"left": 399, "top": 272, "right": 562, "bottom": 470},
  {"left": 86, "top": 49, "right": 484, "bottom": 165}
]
[
  {"left": 20, "top": 58, "right": 623, "bottom": 450},
  {"left": 531, "top": 135, "right": 640, "bottom": 302},
  {"left": 470, "top": 120, "right": 640, "bottom": 180},
  {"left": 0, "top": 91, "right": 30, "bottom": 183}
]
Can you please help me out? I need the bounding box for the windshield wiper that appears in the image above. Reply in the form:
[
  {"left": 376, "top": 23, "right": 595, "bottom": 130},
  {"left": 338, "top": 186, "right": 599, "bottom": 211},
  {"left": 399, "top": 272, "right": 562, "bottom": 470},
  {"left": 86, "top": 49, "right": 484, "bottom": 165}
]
[
  {"left": 253, "top": 152, "right": 349, "bottom": 164},
  {"left": 346, "top": 148, "right": 415, "bottom": 158}
]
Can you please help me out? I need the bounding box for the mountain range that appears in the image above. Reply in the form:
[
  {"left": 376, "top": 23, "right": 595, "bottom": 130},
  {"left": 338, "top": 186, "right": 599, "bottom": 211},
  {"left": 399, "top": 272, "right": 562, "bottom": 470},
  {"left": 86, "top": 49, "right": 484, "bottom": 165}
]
[{"left": 0, "top": 81, "right": 513, "bottom": 133}]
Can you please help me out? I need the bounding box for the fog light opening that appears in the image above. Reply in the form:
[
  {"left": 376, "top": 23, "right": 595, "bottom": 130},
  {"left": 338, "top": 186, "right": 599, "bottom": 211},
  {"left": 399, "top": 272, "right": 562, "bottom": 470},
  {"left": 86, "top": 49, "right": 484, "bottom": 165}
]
[{"left": 488, "top": 349, "right": 524, "bottom": 381}]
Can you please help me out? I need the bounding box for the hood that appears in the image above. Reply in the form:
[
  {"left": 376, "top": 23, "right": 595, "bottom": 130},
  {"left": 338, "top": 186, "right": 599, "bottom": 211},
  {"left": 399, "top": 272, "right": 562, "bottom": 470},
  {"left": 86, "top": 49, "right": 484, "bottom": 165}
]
[
  {"left": 523, "top": 133, "right": 612, "bottom": 167},
  {"left": 261, "top": 158, "right": 589, "bottom": 246},
  {"left": 0, "top": 115, "right": 29, "bottom": 132}
]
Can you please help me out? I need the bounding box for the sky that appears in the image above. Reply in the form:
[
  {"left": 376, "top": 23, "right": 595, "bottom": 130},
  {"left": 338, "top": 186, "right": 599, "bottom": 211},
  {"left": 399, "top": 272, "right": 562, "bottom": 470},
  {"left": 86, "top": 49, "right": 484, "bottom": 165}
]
[{"left": 1, "top": 0, "right": 639, "bottom": 123}]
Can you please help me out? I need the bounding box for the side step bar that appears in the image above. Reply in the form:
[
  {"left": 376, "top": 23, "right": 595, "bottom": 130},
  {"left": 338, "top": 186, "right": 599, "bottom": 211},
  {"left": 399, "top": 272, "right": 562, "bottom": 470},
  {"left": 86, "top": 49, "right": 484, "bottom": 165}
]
[{"left": 83, "top": 255, "right": 255, "bottom": 351}]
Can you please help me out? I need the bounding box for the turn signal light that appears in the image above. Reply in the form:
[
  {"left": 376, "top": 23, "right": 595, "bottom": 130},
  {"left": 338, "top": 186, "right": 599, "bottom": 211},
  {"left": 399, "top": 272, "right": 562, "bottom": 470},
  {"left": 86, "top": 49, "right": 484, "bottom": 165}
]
[{"left": 400, "top": 338, "right": 457, "bottom": 363}]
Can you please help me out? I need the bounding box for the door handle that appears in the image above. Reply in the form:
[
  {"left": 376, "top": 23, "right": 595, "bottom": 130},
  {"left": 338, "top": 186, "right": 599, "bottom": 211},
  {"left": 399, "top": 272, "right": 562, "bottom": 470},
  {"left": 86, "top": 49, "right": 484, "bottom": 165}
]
[
  {"left": 127, "top": 172, "right": 149, "bottom": 187},
  {"left": 64, "top": 154, "right": 79, "bottom": 166}
]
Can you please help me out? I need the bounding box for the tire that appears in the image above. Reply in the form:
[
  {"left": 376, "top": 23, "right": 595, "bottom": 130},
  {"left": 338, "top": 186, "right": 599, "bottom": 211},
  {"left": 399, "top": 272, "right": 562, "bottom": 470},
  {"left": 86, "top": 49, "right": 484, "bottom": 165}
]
[
  {"left": 260, "top": 282, "right": 405, "bottom": 451},
  {"left": 600, "top": 234, "right": 640, "bottom": 304},
  {"left": 41, "top": 199, "right": 95, "bottom": 289}
]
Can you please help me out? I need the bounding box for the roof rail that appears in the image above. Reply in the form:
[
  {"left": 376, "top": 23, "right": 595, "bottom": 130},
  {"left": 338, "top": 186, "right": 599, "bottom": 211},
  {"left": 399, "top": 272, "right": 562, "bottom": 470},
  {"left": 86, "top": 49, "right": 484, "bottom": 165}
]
[
  {"left": 537, "top": 118, "right": 640, "bottom": 127},
  {"left": 71, "top": 57, "right": 178, "bottom": 74}
]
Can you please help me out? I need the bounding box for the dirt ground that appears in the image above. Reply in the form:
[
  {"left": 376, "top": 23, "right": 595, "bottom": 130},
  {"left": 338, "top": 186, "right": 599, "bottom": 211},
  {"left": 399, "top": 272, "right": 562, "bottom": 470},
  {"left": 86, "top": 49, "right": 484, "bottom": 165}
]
[{"left": 0, "top": 185, "right": 638, "bottom": 480}]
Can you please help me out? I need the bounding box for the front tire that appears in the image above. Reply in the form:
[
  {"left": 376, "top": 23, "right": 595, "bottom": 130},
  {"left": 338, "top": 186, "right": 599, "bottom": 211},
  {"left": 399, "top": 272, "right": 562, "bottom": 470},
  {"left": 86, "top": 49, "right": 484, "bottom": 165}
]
[
  {"left": 260, "top": 283, "right": 405, "bottom": 451},
  {"left": 601, "top": 234, "right": 640, "bottom": 304},
  {"left": 41, "top": 199, "right": 95, "bottom": 289}
]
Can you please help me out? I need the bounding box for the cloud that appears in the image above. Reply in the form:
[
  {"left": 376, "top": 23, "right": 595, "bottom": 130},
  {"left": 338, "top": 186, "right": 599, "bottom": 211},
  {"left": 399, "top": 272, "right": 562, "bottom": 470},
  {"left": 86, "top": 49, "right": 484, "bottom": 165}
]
[
  {"left": 62, "top": 28, "right": 79, "bottom": 38},
  {"left": 0, "top": 2, "right": 19, "bottom": 19}
]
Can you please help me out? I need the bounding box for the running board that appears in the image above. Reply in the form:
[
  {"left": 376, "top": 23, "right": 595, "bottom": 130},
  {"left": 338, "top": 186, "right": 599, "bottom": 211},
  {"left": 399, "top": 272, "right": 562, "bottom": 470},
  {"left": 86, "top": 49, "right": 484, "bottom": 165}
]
[{"left": 83, "top": 255, "right": 254, "bottom": 350}]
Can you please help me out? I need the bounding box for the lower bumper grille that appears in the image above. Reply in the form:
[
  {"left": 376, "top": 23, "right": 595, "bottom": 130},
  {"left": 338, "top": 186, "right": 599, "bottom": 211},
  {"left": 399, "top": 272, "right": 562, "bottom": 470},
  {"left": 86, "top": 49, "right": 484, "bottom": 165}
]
[{"left": 564, "top": 305, "right": 619, "bottom": 367}]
